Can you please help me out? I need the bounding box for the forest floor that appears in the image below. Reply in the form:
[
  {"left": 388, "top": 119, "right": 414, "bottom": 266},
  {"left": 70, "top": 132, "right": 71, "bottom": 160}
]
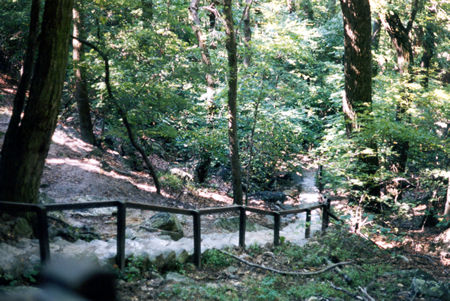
[{"left": 0, "top": 85, "right": 449, "bottom": 300}]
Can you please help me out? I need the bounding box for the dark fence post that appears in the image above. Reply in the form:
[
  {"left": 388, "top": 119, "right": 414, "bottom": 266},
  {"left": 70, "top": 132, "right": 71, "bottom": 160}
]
[
  {"left": 318, "top": 165, "right": 323, "bottom": 193},
  {"left": 305, "top": 209, "right": 311, "bottom": 238},
  {"left": 273, "top": 213, "right": 281, "bottom": 246},
  {"left": 239, "top": 206, "right": 246, "bottom": 249},
  {"left": 321, "top": 202, "right": 329, "bottom": 232},
  {"left": 116, "top": 201, "right": 126, "bottom": 270},
  {"left": 37, "top": 206, "right": 50, "bottom": 264},
  {"left": 193, "top": 211, "right": 201, "bottom": 268}
]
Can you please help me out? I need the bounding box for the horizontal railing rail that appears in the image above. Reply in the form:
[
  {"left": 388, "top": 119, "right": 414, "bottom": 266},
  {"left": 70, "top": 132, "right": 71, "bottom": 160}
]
[{"left": 0, "top": 199, "right": 334, "bottom": 269}]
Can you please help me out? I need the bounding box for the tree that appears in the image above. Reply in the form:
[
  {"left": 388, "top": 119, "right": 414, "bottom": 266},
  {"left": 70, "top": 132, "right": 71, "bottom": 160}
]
[
  {"left": 189, "top": 0, "right": 216, "bottom": 183},
  {"left": 0, "top": 0, "right": 74, "bottom": 203},
  {"left": 340, "top": 0, "right": 379, "bottom": 197},
  {"left": 380, "top": 0, "right": 420, "bottom": 173},
  {"left": 73, "top": 2, "right": 96, "bottom": 145},
  {"left": 224, "top": 0, "right": 243, "bottom": 205},
  {"left": 242, "top": 0, "right": 253, "bottom": 67}
]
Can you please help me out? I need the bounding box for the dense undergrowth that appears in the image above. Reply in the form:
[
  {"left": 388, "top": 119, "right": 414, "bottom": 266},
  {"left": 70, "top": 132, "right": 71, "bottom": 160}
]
[{"left": 116, "top": 225, "right": 448, "bottom": 301}]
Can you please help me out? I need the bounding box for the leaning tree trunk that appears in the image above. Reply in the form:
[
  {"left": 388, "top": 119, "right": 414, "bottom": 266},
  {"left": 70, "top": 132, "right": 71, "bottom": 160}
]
[
  {"left": 73, "top": 4, "right": 96, "bottom": 145},
  {"left": 72, "top": 37, "right": 162, "bottom": 194},
  {"left": 224, "top": 0, "right": 243, "bottom": 205},
  {"left": 1, "top": 0, "right": 40, "bottom": 162},
  {"left": 340, "top": 0, "right": 379, "bottom": 197},
  {"left": 381, "top": 0, "right": 420, "bottom": 173},
  {"left": 0, "top": 0, "right": 74, "bottom": 203}
]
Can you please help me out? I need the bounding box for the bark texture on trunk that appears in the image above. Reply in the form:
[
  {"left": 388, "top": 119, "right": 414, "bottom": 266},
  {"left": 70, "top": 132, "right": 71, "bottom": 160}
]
[
  {"left": 0, "top": 0, "right": 74, "bottom": 203},
  {"left": 73, "top": 5, "right": 95, "bottom": 145},
  {"left": 340, "top": 0, "right": 379, "bottom": 196},
  {"left": 224, "top": 0, "right": 243, "bottom": 205},
  {"left": 340, "top": 0, "right": 372, "bottom": 133}
]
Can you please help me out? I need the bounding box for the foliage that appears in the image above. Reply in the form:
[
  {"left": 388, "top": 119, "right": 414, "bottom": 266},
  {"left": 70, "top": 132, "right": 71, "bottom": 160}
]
[
  {"left": 201, "top": 248, "right": 233, "bottom": 269},
  {"left": 119, "top": 255, "right": 155, "bottom": 282}
]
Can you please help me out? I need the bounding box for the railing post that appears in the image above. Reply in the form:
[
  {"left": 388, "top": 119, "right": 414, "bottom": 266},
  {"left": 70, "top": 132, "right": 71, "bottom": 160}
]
[
  {"left": 273, "top": 213, "right": 281, "bottom": 246},
  {"left": 116, "top": 201, "right": 126, "bottom": 270},
  {"left": 37, "top": 206, "right": 50, "bottom": 264},
  {"left": 239, "top": 206, "right": 246, "bottom": 249},
  {"left": 318, "top": 165, "right": 323, "bottom": 193},
  {"left": 193, "top": 211, "right": 201, "bottom": 268},
  {"left": 321, "top": 202, "right": 329, "bottom": 232},
  {"left": 305, "top": 209, "right": 311, "bottom": 238}
]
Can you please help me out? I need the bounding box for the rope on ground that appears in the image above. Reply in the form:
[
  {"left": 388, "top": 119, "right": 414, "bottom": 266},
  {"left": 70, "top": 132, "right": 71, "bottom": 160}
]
[{"left": 218, "top": 250, "right": 353, "bottom": 276}]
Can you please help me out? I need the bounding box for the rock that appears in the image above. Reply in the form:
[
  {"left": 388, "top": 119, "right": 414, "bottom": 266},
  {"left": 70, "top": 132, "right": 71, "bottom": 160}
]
[
  {"left": 165, "top": 272, "right": 192, "bottom": 284},
  {"left": 214, "top": 216, "right": 267, "bottom": 232},
  {"left": 176, "top": 250, "right": 190, "bottom": 264},
  {"left": 249, "top": 191, "right": 287, "bottom": 203},
  {"left": 145, "top": 213, "right": 184, "bottom": 241},
  {"left": 411, "top": 278, "right": 449, "bottom": 300},
  {"left": 0, "top": 286, "right": 44, "bottom": 300},
  {"left": 13, "top": 217, "right": 33, "bottom": 238}
]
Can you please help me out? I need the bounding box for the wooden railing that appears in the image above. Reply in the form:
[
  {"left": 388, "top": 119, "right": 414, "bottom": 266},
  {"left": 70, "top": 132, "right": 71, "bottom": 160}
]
[{"left": 0, "top": 199, "right": 335, "bottom": 269}]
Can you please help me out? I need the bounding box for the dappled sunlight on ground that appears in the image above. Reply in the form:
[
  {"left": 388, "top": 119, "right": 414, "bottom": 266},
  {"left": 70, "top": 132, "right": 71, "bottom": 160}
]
[
  {"left": 194, "top": 189, "right": 233, "bottom": 205},
  {"left": 52, "top": 129, "right": 93, "bottom": 154}
]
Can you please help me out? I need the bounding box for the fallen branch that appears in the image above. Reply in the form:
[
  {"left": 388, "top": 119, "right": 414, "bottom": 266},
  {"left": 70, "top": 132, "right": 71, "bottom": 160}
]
[
  {"left": 359, "top": 286, "right": 376, "bottom": 301},
  {"left": 218, "top": 250, "right": 352, "bottom": 276},
  {"left": 328, "top": 281, "right": 363, "bottom": 300},
  {"left": 326, "top": 258, "right": 352, "bottom": 284}
]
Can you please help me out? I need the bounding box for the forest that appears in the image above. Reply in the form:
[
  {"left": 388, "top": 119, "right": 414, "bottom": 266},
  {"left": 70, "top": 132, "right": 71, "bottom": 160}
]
[{"left": 0, "top": 0, "right": 448, "bottom": 300}]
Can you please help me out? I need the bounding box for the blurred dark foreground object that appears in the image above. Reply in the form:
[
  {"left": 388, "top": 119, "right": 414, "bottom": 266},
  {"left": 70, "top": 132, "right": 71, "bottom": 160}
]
[{"left": 0, "top": 258, "right": 117, "bottom": 301}]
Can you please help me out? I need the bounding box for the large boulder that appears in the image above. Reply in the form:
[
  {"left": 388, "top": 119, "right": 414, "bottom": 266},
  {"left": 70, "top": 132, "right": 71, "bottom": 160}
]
[{"left": 145, "top": 213, "right": 184, "bottom": 241}]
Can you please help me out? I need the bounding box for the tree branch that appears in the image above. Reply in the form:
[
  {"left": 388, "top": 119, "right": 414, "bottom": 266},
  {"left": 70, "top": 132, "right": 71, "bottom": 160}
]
[
  {"left": 218, "top": 250, "right": 353, "bottom": 276},
  {"left": 72, "top": 36, "right": 161, "bottom": 194}
]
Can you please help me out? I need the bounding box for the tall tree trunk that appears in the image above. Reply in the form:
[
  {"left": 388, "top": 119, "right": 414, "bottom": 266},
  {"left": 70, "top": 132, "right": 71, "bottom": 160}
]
[
  {"left": 142, "top": 0, "right": 153, "bottom": 24},
  {"left": 340, "top": 0, "right": 372, "bottom": 133},
  {"left": 242, "top": 0, "right": 253, "bottom": 67},
  {"left": 1, "top": 0, "right": 40, "bottom": 160},
  {"left": 224, "top": 0, "right": 243, "bottom": 205},
  {"left": 0, "top": 0, "right": 74, "bottom": 203},
  {"left": 73, "top": 4, "right": 96, "bottom": 145},
  {"left": 380, "top": 0, "right": 420, "bottom": 173},
  {"left": 445, "top": 175, "right": 450, "bottom": 217},
  {"left": 420, "top": 4, "right": 437, "bottom": 88},
  {"left": 189, "top": 0, "right": 217, "bottom": 183},
  {"left": 340, "top": 0, "right": 379, "bottom": 197}
]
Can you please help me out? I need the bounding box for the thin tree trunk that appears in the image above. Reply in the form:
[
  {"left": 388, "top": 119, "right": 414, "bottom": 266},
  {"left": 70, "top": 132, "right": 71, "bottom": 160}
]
[
  {"left": 420, "top": 4, "right": 437, "bottom": 88},
  {"left": 380, "top": 0, "right": 420, "bottom": 173},
  {"left": 0, "top": 0, "right": 74, "bottom": 203},
  {"left": 242, "top": 0, "right": 253, "bottom": 67},
  {"left": 1, "top": 0, "right": 40, "bottom": 159},
  {"left": 73, "top": 37, "right": 162, "bottom": 194},
  {"left": 444, "top": 175, "right": 450, "bottom": 217},
  {"left": 189, "top": 0, "right": 217, "bottom": 182},
  {"left": 224, "top": 0, "right": 243, "bottom": 205},
  {"left": 142, "top": 0, "right": 153, "bottom": 24},
  {"left": 73, "top": 4, "right": 95, "bottom": 145}
]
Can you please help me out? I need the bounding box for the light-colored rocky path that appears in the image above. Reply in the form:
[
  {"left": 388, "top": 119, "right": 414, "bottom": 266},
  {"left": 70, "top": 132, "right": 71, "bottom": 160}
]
[{"left": 0, "top": 169, "right": 322, "bottom": 276}]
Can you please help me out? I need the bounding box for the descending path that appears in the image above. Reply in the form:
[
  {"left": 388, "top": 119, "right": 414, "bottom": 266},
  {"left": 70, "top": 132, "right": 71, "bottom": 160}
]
[{"left": 0, "top": 169, "right": 322, "bottom": 275}]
